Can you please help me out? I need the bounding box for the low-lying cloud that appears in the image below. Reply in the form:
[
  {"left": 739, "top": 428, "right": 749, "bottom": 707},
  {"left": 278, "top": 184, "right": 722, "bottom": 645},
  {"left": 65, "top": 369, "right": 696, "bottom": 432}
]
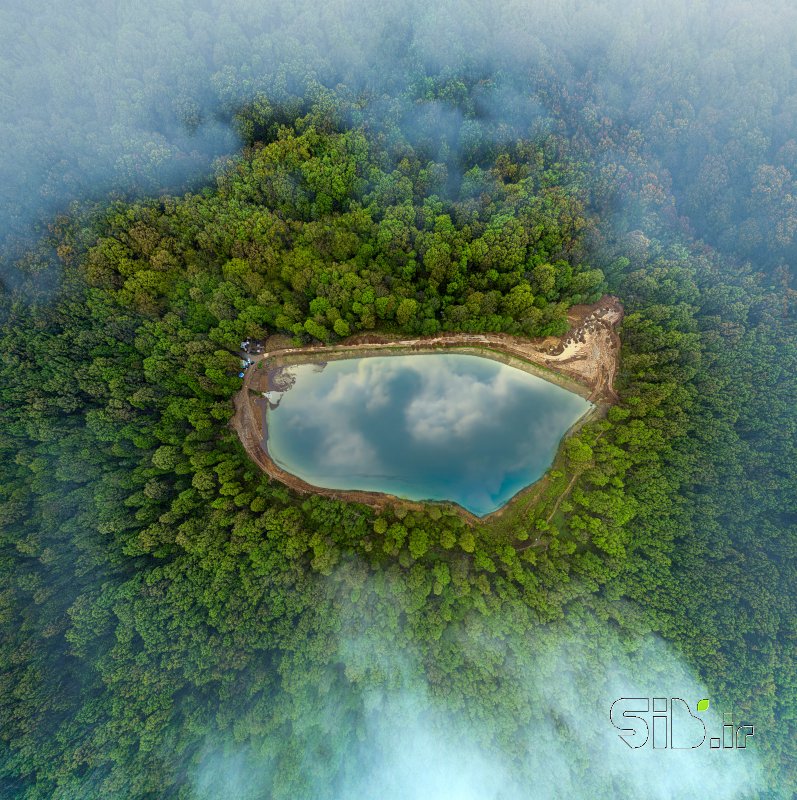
[{"left": 189, "top": 572, "right": 768, "bottom": 800}]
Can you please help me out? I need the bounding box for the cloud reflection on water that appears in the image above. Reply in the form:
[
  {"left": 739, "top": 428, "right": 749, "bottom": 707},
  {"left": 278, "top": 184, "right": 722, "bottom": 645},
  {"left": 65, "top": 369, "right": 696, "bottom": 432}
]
[{"left": 265, "top": 354, "right": 591, "bottom": 515}]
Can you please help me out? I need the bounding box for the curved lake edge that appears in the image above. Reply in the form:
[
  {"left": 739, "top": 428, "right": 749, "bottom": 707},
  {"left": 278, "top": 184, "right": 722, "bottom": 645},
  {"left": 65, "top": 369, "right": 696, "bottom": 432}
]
[{"left": 231, "top": 296, "right": 623, "bottom": 525}]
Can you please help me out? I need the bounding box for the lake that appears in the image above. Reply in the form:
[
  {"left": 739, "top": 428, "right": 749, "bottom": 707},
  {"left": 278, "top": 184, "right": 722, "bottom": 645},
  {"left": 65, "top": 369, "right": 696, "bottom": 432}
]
[{"left": 263, "top": 353, "right": 592, "bottom": 516}]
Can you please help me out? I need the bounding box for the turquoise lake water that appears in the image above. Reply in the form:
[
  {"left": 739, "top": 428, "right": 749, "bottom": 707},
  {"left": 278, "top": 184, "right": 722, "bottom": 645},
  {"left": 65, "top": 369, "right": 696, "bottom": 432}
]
[{"left": 263, "top": 353, "right": 592, "bottom": 516}]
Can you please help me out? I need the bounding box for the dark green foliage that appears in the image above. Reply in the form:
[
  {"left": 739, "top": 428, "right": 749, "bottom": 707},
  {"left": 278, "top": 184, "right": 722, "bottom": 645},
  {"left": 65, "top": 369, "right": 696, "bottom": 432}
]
[{"left": 0, "top": 98, "right": 795, "bottom": 798}]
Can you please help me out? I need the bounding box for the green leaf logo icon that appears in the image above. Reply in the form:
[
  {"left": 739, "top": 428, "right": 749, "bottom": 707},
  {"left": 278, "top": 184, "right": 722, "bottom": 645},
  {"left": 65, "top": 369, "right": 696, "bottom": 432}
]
[{"left": 697, "top": 698, "right": 709, "bottom": 712}]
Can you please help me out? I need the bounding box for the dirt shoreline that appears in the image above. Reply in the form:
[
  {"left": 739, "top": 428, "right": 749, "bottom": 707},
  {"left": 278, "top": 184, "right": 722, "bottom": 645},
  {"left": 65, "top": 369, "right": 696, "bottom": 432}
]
[{"left": 230, "top": 295, "right": 623, "bottom": 524}]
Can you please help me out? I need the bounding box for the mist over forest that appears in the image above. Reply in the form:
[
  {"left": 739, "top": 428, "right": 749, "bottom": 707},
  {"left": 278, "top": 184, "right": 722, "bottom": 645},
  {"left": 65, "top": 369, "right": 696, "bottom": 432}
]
[
  {"left": 0, "top": 1, "right": 795, "bottom": 799},
  {"left": 5, "top": 0, "right": 797, "bottom": 273}
]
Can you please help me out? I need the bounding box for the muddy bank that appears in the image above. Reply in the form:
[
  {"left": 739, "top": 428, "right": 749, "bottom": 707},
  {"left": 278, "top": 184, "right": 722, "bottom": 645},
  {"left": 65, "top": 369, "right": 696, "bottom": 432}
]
[{"left": 230, "top": 295, "right": 623, "bottom": 523}]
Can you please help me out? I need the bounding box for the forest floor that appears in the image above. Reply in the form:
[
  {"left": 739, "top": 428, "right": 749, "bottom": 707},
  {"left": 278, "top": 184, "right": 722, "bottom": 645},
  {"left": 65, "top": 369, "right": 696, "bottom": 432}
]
[{"left": 230, "top": 295, "right": 624, "bottom": 526}]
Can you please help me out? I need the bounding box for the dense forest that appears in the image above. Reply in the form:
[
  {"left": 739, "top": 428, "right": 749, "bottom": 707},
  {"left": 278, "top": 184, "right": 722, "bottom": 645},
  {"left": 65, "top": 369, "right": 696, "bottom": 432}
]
[{"left": 1, "top": 2, "right": 796, "bottom": 799}]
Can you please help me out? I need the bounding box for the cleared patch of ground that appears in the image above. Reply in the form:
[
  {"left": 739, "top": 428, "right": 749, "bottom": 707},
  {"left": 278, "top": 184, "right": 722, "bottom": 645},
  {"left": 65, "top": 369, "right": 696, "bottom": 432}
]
[{"left": 230, "top": 295, "right": 623, "bottom": 525}]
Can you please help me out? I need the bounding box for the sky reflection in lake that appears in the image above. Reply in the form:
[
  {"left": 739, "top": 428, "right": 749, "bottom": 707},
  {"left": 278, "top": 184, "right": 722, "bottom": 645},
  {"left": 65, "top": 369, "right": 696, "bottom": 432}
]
[{"left": 264, "top": 354, "right": 592, "bottom": 516}]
